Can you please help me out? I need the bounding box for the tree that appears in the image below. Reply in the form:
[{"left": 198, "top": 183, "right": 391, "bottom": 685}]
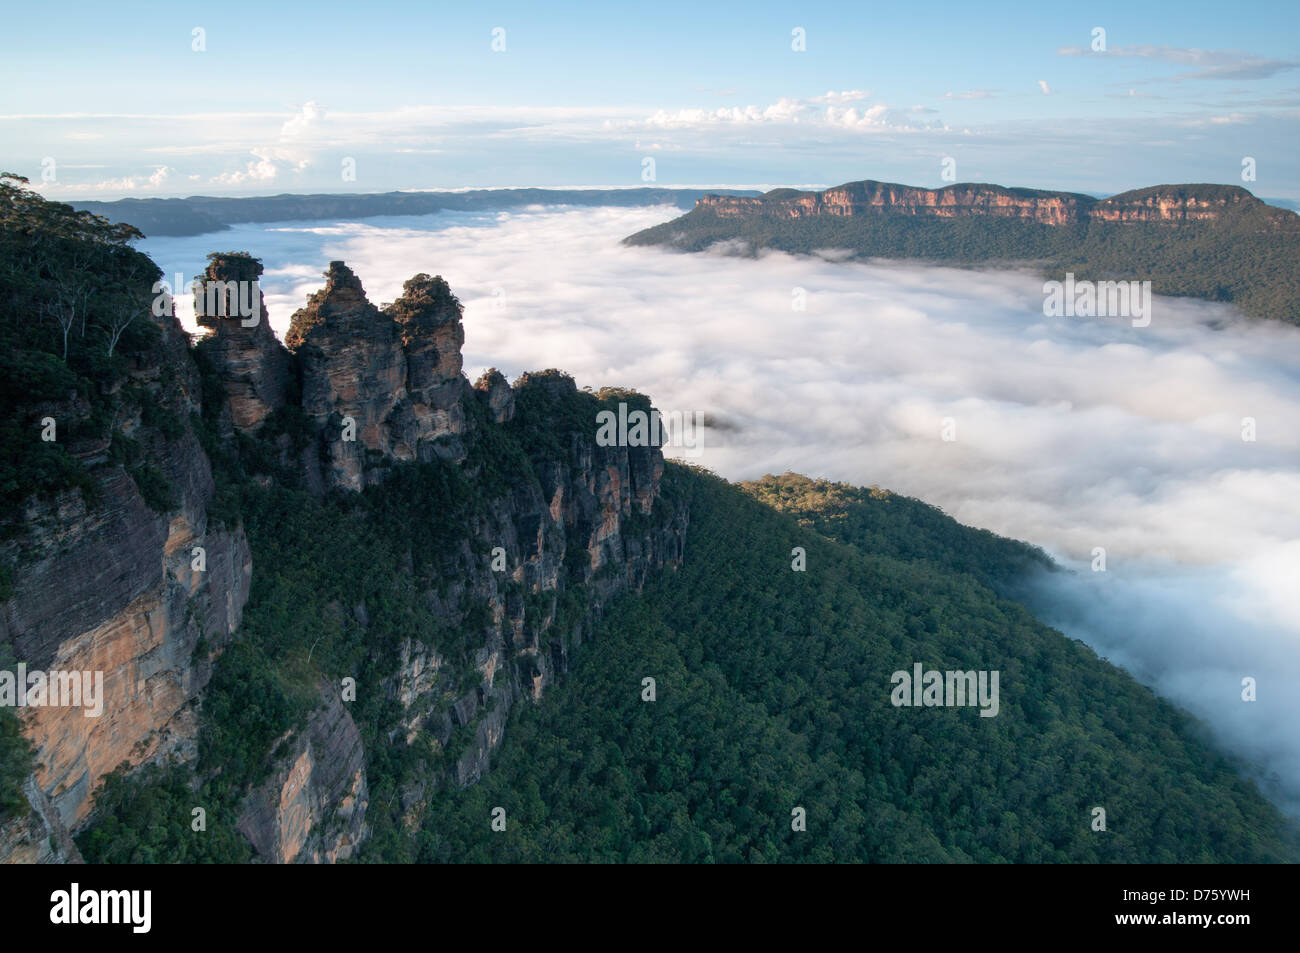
[{"left": 102, "top": 255, "right": 152, "bottom": 356}]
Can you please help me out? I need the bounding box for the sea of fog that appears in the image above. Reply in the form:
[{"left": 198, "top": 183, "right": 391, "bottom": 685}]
[{"left": 142, "top": 204, "right": 1300, "bottom": 815}]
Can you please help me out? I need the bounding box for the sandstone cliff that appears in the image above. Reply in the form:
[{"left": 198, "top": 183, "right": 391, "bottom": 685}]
[
  {"left": 3, "top": 253, "right": 686, "bottom": 864},
  {"left": 195, "top": 253, "right": 294, "bottom": 434},
  {"left": 282, "top": 263, "right": 470, "bottom": 491},
  {"left": 237, "top": 682, "right": 368, "bottom": 864},
  {"left": 695, "top": 180, "right": 1299, "bottom": 230},
  {"left": 0, "top": 300, "right": 252, "bottom": 858}
]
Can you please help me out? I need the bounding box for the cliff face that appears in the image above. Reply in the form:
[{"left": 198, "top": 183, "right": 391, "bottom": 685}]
[
  {"left": 401, "top": 372, "right": 684, "bottom": 793},
  {"left": 237, "top": 683, "right": 368, "bottom": 864},
  {"left": 1091, "top": 185, "right": 1292, "bottom": 226},
  {"left": 700, "top": 182, "right": 1092, "bottom": 225},
  {"left": 696, "top": 180, "right": 1299, "bottom": 230},
  {"left": 3, "top": 253, "right": 686, "bottom": 864},
  {"left": 0, "top": 304, "right": 252, "bottom": 856},
  {"left": 0, "top": 776, "right": 82, "bottom": 864}
]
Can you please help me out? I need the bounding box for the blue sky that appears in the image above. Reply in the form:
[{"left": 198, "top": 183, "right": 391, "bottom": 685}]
[{"left": 3, "top": 0, "right": 1298, "bottom": 199}]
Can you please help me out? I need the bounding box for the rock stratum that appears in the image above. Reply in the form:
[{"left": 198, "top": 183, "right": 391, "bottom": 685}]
[
  {"left": 692, "top": 180, "right": 1300, "bottom": 228},
  {"left": 1, "top": 248, "right": 685, "bottom": 863},
  {"left": 627, "top": 179, "right": 1300, "bottom": 322}
]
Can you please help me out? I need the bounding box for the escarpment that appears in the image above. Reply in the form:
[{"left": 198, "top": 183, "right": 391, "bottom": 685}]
[
  {"left": 699, "top": 182, "right": 1094, "bottom": 225},
  {"left": 1, "top": 291, "right": 252, "bottom": 860},
  {"left": 3, "top": 249, "right": 686, "bottom": 864},
  {"left": 236, "top": 682, "right": 368, "bottom": 864},
  {"left": 629, "top": 178, "right": 1300, "bottom": 323},
  {"left": 693, "top": 180, "right": 1300, "bottom": 230}
]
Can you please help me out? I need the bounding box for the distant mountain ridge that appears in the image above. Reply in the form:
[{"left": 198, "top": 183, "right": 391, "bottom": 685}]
[
  {"left": 693, "top": 180, "right": 1299, "bottom": 229},
  {"left": 626, "top": 179, "right": 1300, "bottom": 323},
  {"left": 70, "top": 187, "right": 763, "bottom": 237}
]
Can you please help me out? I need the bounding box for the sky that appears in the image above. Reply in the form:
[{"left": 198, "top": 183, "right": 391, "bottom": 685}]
[
  {"left": 3, "top": 0, "right": 1298, "bottom": 200},
  {"left": 138, "top": 204, "right": 1300, "bottom": 813}
]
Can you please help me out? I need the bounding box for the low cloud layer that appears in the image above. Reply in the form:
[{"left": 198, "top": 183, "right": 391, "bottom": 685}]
[{"left": 143, "top": 205, "right": 1300, "bottom": 814}]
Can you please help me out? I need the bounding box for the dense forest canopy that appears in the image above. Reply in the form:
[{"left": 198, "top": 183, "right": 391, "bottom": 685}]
[
  {"left": 408, "top": 466, "right": 1299, "bottom": 862},
  {"left": 0, "top": 173, "right": 168, "bottom": 527}
]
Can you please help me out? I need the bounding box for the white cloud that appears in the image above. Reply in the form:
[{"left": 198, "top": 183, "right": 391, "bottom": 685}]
[
  {"left": 641, "top": 92, "right": 930, "bottom": 132},
  {"left": 1059, "top": 44, "right": 1300, "bottom": 83},
  {"left": 35, "top": 164, "right": 173, "bottom": 193},
  {"left": 644, "top": 99, "right": 807, "bottom": 126},
  {"left": 1107, "top": 46, "right": 1300, "bottom": 80},
  {"left": 11, "top": 91, "right": 1299, "bottom": 202},
  {"left": 1038, "top": 80, "right": 1052, "bottom": 95},
  {"left": 210, "top": 150, "right": 279, "bottom": 185},
  {"left": 809, "top": 89, "right": 873, "bottom": 105},
  {"left": 280, "top": 100, "right": 325, "bottom": 139}
]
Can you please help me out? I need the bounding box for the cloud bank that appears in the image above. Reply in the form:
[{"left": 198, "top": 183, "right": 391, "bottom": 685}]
[{"left": 142, "top": 205, "right": 1300, "bottom": 814}]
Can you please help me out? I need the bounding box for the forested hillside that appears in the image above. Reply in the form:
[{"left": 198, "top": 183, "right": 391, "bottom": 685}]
[
  {"left": 406, "top": 466, "right": 1299, "bottom": 863},
  {"left": 625, "top": 182, "right": 1300, "bottom": 323}
]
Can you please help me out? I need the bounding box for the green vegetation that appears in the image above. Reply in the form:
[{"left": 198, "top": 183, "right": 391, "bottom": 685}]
[
  {"left": 128, "top": 464, "right": 179, "bottom": 513},
  {"left": 625, "top": 184, "right": 1300, "bottom": 322},
  {"left": 75, "top": 763, "right": 252, "bottom": 863},
  {"left": 0, "top": 708, "right": 34, "bottom": 823},
  {"left": 74, "top": 370, "right": 621, "bottom": 862},
  {"left": 740, "top": 472, "right": 1053, "bottom": 592},
  {"left": 74, "top": 392, "right": 1299, "bottom": 863},
  {"left": 0, "top": 173, "right": 171, "bottom": 529},
  {"left": 411, "top": 464, "right": 1298, "bottom": 862}
]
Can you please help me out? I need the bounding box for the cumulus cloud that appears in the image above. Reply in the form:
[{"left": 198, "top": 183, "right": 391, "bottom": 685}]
[
  {"left": 14, "top": 93, "right": 1299, "bottom": 201},
  {"left": 141, "top": 205, "right": 1300, "bottom": 814},
  {"left": 35, "top": 164, "right": 173, "bottom": 193},
  {"left": 644, "top": 100, "right": 807, "bottom": 126},
  {"left": 280, "top": 100, "right": 325, "bottom": 139},
  {"left": 208, "top": 102, "right": 329, "bottom": 183},
  {"left": 210, "top": 150, "right": 279, "bottom": 185}
]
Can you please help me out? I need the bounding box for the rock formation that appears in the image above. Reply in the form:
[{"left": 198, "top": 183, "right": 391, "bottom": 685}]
[
  {"left": 695, "top": 180, "right": 1300, "bottom": 230},
  {"left": 474, "top": 368, "right": 516, "bottom": 424},
  {"left": 2, "top": 255, "right": 686, "bottom": 864},
  {"left": 285, "top": 262, "right": 470, "bottom": 490},
  {"left": 1, "top": 299, "right": 252, "bottom": 856},
  {"left": 194, "top": 252, "right": 294, "bottom": 433},
  {"left": 236, "top": 683, "right": 368, "bottom": 864}
]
